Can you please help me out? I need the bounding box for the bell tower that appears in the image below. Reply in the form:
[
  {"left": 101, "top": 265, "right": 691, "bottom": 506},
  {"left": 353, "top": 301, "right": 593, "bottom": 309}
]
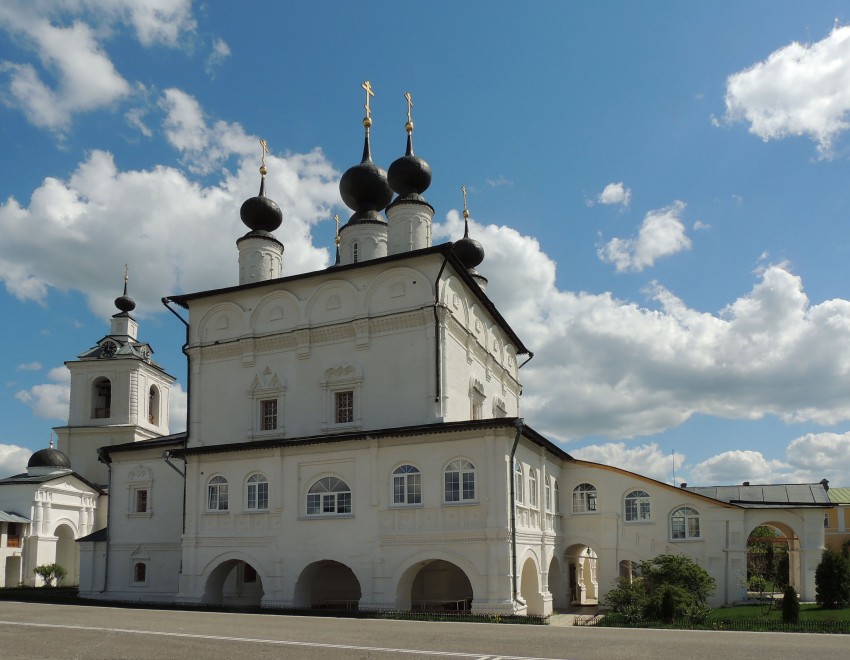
[{"left": 54, "top": 269, "right": 176, "bottom": 486}]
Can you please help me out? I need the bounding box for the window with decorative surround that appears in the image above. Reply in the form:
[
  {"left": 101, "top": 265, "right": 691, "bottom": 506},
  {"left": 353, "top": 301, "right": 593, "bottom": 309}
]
[
  {"left": 321, "top": 363, "right": 362, "bottom": 432},
  {"left": 514, "top": 461, "right": 524, "bottom": 503},
  {"left": 250, "top": 367, "right": 285, "bottom": 437},
  {"left": 127, "top": 464, "right": 153, "bottom": 518},
  {"left": 133, "top": 561, "right": 147, "bottom": 584}
]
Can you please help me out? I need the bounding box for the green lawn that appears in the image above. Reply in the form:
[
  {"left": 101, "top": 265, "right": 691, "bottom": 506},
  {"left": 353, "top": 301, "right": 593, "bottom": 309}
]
[{"left": 709, "top": 603, "right": 850, "bottom": 622}]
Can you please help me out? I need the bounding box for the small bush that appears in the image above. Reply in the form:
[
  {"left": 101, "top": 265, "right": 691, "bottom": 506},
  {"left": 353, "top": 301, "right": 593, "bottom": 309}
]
[
  {"left": 781, "top": 585, "right": 800, "bottom": 624},
  {"left": 749, "top": 575, "right": 766, "bottom": 592},
  {"left": 33, "top": 563, "right": 67, "bottom": 587}
]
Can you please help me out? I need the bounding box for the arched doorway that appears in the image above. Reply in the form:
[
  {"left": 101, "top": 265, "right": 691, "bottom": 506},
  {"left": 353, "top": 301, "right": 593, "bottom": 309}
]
[
  {"left": 203, "top": 559, "right": 264, "bottom": 607},
  {"left": 619, "top": 559, "right": 639, "bottom": 583},
  {"left": 746, "top": 523, "right": 796, "bottom": 596},
  {"left": 548, "top": 556, "right": 566, "bottom": 610},
  {"left": 520, "top": 557, "right": 545, "bottom": 615},
  {"left": 566, "top": 544, "right": 598, "bottom": 605},
  {"left": 54, "top": 524, "right": 77, "bottom": 586},
  {"left": 397, "top": 559, "right": 473, "bottom": 612},
  {"left": 294, "top": 560, "right": 361, "bottom": 610}
]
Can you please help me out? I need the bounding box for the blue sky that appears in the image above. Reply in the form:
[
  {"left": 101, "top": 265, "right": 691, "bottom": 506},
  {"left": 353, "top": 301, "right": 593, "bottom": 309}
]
[{"left": 2, "top": 1, "right": 850, "bottom": 486}]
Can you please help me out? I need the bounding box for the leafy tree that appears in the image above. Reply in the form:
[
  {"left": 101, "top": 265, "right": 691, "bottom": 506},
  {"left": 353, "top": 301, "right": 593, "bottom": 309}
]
[
  {"left": 33, "top": 563, "right": 67, "bottom": 587},
  {"left": 603, "top": 554, "right": 716, "bottom": 624},
  {"left": 781, "top": 585, "right": 800, "bottom": 624},
  {"left": 815, "top": 549, "right": 850, "bottom": 609}
]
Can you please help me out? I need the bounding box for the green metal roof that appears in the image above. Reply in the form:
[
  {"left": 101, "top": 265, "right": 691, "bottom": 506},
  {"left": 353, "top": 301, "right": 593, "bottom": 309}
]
[{"left": 828, "top": 487, "right": 850, "bottom": 505}]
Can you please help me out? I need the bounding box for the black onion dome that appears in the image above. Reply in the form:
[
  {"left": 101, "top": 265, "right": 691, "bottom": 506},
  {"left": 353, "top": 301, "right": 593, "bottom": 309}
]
[
  {"left": 339, "top": 135, "right": 392, "bottom": 222},
  {"left": 454, "top": 235, "right": 485, "bottom": 269},
  {"left": 27, "top": 447, "right": 71, "bottom": 470},
  {"left": 114, "top": 293, "right": 136, "bottom": 313},
  {"left": 240, "top": 178, "right": 283, "bottom": 232},
  {"left": 388, "top": 133, "right": 432, "bottom": 199}
]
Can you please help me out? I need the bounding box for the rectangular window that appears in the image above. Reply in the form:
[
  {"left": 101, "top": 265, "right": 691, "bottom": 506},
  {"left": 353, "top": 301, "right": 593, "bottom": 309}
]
[
  {"left": 462, "top": 472, "right": 475, "bottom": 500},
  {"left": 260, "top": 399, "right": 278, "bottom": 431},
  {"left": 134, "top": 488, "right": 149, "bottom": 513},
  {"left": 307, "top": 493, "right": 321, "bottom": 515},
  {"left": 335, "top": 391, "right": 354, "bottom": 424}
]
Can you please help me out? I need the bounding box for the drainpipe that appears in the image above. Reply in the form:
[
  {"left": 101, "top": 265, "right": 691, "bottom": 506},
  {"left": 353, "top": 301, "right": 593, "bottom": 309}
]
[
  {"left": 509, "top": 417, "right": 525, "bottom": 606},
  {"left": 97, "top": 447, "right": 111, "bottom": 593},
  {"left": 432, "top": 256, "right": 449, "bottom": 405},
  {"left": 518, "top": 352, "right": 534, "bottom": 369}
]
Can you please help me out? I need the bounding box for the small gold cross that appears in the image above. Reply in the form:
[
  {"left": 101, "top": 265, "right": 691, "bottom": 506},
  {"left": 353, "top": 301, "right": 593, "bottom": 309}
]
[{"left": 362, "top": 80, "right": 374, "bottom": 120}]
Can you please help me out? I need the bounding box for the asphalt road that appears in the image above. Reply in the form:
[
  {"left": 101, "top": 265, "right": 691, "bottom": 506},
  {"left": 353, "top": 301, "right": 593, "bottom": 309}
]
[{"left": 0, "top": 601, "right": 847, "bottom": 659}]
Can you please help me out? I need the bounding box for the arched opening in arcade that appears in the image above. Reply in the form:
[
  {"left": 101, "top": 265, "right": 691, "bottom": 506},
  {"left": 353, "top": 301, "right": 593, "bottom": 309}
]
[
  {"left": 54, "top": 523, "right": 77, "bottom": 586},
  {"left": 293, "top": 560, "right": 361, "bottom": 610},
  {"left": 566, "top": 543, "right": 598, "bottom": 605},
  {"left": 203, "top": 559, "right": 264, "bottom": 607},
  {"left": 397, "top": 559, "right": 473, "bottom": 612},
  {"left": 746, "top": 522, "right": 798, "bottom": 596},
  {"left": 519, "top": 557, "right": 547, "bottom": 616},
  {"left": 548, "top": 556, "right": 566, "bottom": 610}
]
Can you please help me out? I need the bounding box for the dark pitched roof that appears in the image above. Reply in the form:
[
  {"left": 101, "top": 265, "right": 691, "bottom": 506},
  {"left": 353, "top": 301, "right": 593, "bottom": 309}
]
[
  {"left": 167, "top": 418, "right": 571, "bottom": 461},
  {"left": 0, "top": 471, "right": 104, "bottom": 494},
  {"left": 685, "top": 483, "right": 832, "bottom": 508},
  {"left": 0, "top": 511, "right": 31, "bottom": 523},
  {"left": 77, "top": 527, "right": 107, "bottom": 543},
  {"left": 99, "top": 433, "right": 187, "bottom": 458},
  {"left": 165, "top": 242, "right": 530, "bottom": 355}
]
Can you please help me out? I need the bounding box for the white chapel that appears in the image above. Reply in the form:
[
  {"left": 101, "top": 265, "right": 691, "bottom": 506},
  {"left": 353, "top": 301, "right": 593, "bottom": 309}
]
[{"left": 10, "top": 87, "right": 829, "bottom": 613}]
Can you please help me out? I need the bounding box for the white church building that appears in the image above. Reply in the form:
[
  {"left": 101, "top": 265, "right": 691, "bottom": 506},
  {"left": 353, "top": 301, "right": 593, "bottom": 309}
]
[{"left": 13, "top": 90, "right": 829, "bottom": 613}]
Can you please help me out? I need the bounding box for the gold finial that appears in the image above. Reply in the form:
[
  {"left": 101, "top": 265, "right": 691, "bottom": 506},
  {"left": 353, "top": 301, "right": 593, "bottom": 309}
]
[
  {"left": 362, "top": 80, "right": 374, "bottom": 129},
  {"left": 124, "top": 263, "right": 129, "bottom": 285},
  {"left": 334, "top": 213, "right": 341, "bottom": 246},
  {"left": 462, "top": 185, "right": 470, "bottom": 220},
  {"left": 259, "top": 139, "right": 269, "bottom": 176},
  {"left": 404, "top": 91, "right": 414, "bottom": 134}
]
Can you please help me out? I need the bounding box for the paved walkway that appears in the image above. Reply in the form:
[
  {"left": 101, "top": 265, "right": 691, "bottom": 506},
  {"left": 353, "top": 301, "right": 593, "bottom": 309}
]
[{"left": 549, "top": 605, "right": 602, "bottom": 627}]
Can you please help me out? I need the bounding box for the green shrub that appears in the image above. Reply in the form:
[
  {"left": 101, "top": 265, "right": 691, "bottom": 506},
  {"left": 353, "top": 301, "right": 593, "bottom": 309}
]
[
  {"left": 815, "top": 549, "right": 850, "bottom": 609},
  {"left": 749, "top": 575, "right": 766, "bottom": 592},
  {"left": 781, "top": 585, "right": 800, "bottom": 623}
]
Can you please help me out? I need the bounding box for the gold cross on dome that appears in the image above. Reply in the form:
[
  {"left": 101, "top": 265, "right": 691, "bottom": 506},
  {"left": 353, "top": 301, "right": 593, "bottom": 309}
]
[
  {"left": 124, "top": 263, "right": 129, "bottom": 285},
  {"left": 405, "top": 92, "right": 413, "bottom": 123},
  {"left": 362, "top": 80, "right": 374, "bottom": 119},
  {"left": 461, "top": 185, "right": 469, "bottom": 219},
  {"left": 260, "top": 139, "right": 269, "bottom": 167},
  {"left": 334, "top": 214, "right": 341, "bottom": 245}
]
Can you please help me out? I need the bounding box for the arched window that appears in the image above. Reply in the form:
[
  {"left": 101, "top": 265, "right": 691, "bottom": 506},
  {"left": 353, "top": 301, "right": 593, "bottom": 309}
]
[
  {"left": 352, "top": 242, "right": 359, "bottom": 263},
  {"left": 307, "top": 477, "right": 351, "bottom": 516},
  {"left": 670, "top": 506, "right": 700, "bottom": 539},
  {"left": 133, "top": 562, "right": 147, "bottom": 584},
  {"left": 514, "top": 461, "right": 524, "bottom": 503},
  {"left": 207, "top": 476, "right": 229, "bottom": 511},
  {"left": 625, "top": 490, "right": 651, "bottom": 522},
  {"left": 529, "top": 469, "right": 538, "bottom": 507},
  {"left": 392, "top": 465, "right": 421, "bottom": 505},
  {"left": 572, "top": 483, "right": 598, "bottom": 513},
  {"left": 148, "top": 385, "right": 160, "bottom": 425},
  {"left": 545, "top": 478, "right": 552, "bottom": 511},
  {"left": 246, "top": 473, "right": 268, "bottom": 511},
  {"left": 92, "top": 377, "right": 112, "bottom": 419},
  {"left": 444, "top": 459, "right": 476, "bottom": 503}
]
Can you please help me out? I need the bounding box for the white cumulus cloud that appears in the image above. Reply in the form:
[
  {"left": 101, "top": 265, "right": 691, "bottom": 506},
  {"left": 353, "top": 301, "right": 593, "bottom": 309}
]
[
  {"left": 15, "top": 366, "right": 70, "bottom": 421},
  {"left": 0, "top": 444, "right": 32, "bottom": 479},
  {"left": 724, "top": 24, "right": 850, "bottom": 157},
  {"left": 597, "top": 182, "right": 631, "bottom": 207},
  {"left": 571, "top": 443, "right": 684, "bottom": 483},
  {"left": 206, "top": 38, "right": 231, "bottom": 77},
  {"left": 598, "top": 201, "right": 691, "bottom": 272}
]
